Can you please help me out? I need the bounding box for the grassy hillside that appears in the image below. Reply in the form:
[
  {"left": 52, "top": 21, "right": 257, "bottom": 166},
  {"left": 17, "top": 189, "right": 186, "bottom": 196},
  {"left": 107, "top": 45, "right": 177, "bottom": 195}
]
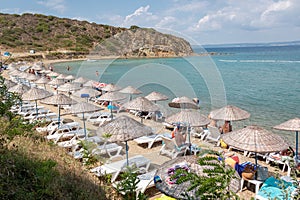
[{"left": 0, "top": 13, "right": 125, "bottom": 53}]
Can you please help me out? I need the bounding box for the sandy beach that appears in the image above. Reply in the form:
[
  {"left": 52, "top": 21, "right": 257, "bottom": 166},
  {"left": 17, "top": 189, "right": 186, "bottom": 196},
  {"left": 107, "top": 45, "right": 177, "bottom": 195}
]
[{"left": 1, "top": 61, "right": 291, "bottom": 200}]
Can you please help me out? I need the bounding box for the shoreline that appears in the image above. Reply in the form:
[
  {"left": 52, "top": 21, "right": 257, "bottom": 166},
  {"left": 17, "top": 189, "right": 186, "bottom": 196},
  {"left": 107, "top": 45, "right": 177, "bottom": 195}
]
[{"left": 2, "top": 59, "right": 294, "bottom": 200}]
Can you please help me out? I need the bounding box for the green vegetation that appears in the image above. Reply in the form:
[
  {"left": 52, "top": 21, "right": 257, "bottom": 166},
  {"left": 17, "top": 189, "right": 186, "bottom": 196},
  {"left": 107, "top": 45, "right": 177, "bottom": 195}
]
[
  {"left": 174, "top": 150, "right": 240, "bottom": 199},
  {"left": 0, "top": 75, "right": 118, "bottom": 200},
  {"left": 0, "top": 12, "right": 125, "bottom": 53}
]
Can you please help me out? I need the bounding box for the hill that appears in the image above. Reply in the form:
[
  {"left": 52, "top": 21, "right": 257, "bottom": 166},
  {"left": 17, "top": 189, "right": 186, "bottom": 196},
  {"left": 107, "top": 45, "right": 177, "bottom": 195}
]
[{"left": 0, "top": 13, "right": 193, "bottom": 61}]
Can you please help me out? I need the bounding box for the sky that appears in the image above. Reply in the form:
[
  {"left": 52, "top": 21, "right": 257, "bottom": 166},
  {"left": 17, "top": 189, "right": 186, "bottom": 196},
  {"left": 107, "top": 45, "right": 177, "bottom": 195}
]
[{"left": 1, "top": 0, "right": 300, "bottom": 45}]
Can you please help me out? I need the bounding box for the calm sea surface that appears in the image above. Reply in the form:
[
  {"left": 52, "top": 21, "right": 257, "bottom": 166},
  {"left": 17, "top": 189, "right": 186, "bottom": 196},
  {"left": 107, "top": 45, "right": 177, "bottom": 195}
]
[{"left": 53, "top": 45, "right": 300, "bottom": 142}]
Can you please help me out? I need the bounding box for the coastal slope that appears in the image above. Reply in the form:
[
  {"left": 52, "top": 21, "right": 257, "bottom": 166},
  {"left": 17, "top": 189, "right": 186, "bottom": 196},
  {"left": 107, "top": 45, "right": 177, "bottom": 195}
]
[{"left": 0, "top": 13, "right": 193, "bottom": 60}]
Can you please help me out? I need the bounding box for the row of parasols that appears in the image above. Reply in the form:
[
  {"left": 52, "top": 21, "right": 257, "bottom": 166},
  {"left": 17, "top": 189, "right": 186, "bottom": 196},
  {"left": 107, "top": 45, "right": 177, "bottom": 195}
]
[{"left": 4, "top": 68, "right": 300, "bottom": 166}]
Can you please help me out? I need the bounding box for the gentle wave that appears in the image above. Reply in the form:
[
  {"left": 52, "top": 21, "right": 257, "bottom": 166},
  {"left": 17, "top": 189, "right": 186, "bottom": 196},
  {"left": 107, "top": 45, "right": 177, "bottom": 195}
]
[{"left": 219, "top": 59, "right": 300, "bottom": 63}]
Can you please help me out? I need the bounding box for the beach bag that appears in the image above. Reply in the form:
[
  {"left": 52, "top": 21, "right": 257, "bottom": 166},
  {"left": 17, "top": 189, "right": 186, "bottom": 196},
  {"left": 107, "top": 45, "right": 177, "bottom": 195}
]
[
  {"left": 242, "top": 164, "right": 256, "bottom": 180},
  {"left": 220, "top": 139, "right": 228, "bottom": 148},
  {"left": 256, "top": 166, "right": 268, "bottom": 181}
]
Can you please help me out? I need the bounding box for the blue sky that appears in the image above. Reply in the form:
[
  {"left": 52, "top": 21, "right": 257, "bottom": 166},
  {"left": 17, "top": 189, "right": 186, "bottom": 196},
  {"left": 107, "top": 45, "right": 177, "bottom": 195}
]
[{"left": 1, "top": 0, "right": 299, "bottom": 45}]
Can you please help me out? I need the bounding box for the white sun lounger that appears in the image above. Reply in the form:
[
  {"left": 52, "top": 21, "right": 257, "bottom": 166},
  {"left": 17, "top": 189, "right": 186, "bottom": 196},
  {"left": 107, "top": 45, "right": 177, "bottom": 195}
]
[
  {"left": 113, "top": 169, "right": 157, "bottom": 196},
  {"left": 133, "top": 133, "right": 172, "bottom": 148},
  {"left": 90, "top": 155, "right": 151, "bottom": 182}
]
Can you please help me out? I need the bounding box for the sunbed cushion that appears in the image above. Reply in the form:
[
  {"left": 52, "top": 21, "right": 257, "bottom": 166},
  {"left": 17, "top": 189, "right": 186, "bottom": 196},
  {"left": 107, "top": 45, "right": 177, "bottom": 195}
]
[{"left": 257, "top": 176, "right": 298, "bottom": 200}]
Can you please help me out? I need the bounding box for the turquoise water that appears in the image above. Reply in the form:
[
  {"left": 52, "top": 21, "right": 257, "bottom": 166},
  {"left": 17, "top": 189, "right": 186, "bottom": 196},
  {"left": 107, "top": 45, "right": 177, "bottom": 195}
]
[{"left": 53, "top": 45, "right": 300, "bottom": 141}]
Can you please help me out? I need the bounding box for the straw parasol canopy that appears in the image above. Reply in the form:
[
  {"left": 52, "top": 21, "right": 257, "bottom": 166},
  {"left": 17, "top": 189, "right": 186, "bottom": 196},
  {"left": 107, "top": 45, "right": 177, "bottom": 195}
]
[
  {"left": 83, "top": 80, "right": 95, "bottom": 87},
  {"left": 31, "top": 64, "right": 43, "bottom": 71},
  {"left": 209, "top": 105, "right": 250, "bottom": 121},
  {"left": 4, "top": 79, "right": 17, "bottom": 88},
  {"left": 25, "top": 73, "right": 39, "bottom": 81},
  {"left": 35, "top": 76, "right": 50, "bottom": 84},
  {"left": 155, "top": 156, "right": 241, "bottom": 199},
  {"left": 35, "top": 76, "right": 50, "bottom": 89},
  {"left": 57, "top": 82, "right": 81, "bottom": 92},
  {"left": 47, "top": 78, "right": 64, "bottom": 86},
  {"left": 119, "top": 86, "right": 142, "bottom": 95},
  {"left": 168, "top": 96, "right": 199, "bottom": 109},
  {"left": 40, "top": 93, "right": 76, "bottom": 127},
  {"left": 22, "top": 87, "right": 52, "bottom": 101},
  {"left": 65, "top": 75, "right": 75, "bottom": 81},
  {"left": 274, "top": 118, "right": 300, "bottom": 157},
  {"left": 66, "top": 102, "right": 102, "bottom": 138},
  {"left": 122, "top": 96, "right": 159, "bottom": 112},
  {"left": 145, "top": 91, "right": 168, "bottom": 102},
  {"left": 48, "top": 71, "right": 59, "bottom": 78},
  {"left": 56, "top": 74, "right": 66, "bottom": 80},
  {"left": 72, "top": 87, "right": 101, "bottom": 98},
  {"left": 97, "top": 91, "right": 127, "bottom": 102},
  {"left": 74, "top": 77, "right": 88, "bottom": 84},
  {"left": 97, "top": 115, "right": 152, "bottom": 165},
  {"left": 22, "top": 87, "right": 53, "bottom": 115},
  {"left": 274, "top": 118, "right": 300, "bottom": 131},
  {"left": 165, "top": 109, "right": 210, "bottom": 127},
  {"left": 8, "top": 84, "right": 30, "bottom": 95},
  {"left": 40, "top": 93, "right": 75, "bottom": 105},
  {"left": 101, "top": 83, "right": 121, "bottom": 92},
  {"left": 222, "top": 125, "right": 289, "bottom": 166}
]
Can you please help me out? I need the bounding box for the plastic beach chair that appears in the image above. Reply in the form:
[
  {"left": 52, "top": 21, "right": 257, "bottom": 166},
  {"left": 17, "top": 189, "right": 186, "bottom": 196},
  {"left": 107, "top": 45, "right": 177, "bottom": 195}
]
[
  {"left": 133, "top": 133, "right": 172, "bottom": 148},
  {"left": 90, "top": 155, "right": 151, "bottom": 182}
]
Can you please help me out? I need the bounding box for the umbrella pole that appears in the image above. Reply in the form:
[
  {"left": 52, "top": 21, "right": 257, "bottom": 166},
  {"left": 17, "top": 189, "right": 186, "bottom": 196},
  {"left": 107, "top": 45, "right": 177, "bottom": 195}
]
[
  {"left": 35, "top": 99, "right": 38, "bottom": 116},
  {"left": 83, "top": 112, "right": 87, "bottom": 139},
  {"left": 110, "top": 101, "right": 113, "bottom": 119},
  {"left": 126, "top": 141, "right": 129, "bottom": 166},
  {"left": 255, "top": 153, "right": 258, "bottom": 180},
  {"left": 188, "top": 125, "right": 191, "bottom": 153},
  {"left": 58, "top": 104, "right": 61, "bottom": 128},
  {"left": 296, "top": 131, "right": 299, "bottom": 159}
]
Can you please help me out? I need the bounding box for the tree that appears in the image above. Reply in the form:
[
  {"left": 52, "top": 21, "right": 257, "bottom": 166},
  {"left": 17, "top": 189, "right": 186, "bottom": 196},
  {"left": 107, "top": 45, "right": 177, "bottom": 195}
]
[{"left": 175, "top": 150, "right": 240, "bottom": 199}]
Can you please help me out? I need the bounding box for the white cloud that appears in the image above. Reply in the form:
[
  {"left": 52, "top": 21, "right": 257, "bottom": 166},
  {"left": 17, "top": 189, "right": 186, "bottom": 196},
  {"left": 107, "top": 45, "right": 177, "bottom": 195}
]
[
  {"left": 37, "top": 0, "right": 66, "bottom": 13},
  {"left": 123, "top": 5, "right": 151, "bottom": 25}
]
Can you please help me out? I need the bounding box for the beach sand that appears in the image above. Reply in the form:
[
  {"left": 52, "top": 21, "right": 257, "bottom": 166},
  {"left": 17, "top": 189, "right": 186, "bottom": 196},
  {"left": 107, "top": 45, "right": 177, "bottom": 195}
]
[{"left": 2, "top": 63, "right": 290, "bottom": 200}]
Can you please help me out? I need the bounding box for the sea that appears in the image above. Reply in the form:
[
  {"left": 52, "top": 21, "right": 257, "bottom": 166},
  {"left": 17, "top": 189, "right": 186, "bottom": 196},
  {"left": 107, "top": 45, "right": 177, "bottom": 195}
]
[{"left": 53, "top": 45, "right": 300, "bottom": 142}]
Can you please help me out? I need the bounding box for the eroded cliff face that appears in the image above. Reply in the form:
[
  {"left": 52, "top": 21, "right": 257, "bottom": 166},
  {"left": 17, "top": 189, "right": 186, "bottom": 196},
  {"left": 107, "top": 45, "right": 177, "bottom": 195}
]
[{"left": 92, "top": 28, "right": 193, "bottom": 58}]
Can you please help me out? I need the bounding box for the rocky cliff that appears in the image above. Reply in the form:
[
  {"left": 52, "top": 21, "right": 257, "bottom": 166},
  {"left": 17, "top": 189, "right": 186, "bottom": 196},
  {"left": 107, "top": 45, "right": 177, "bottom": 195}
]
[{"left": 91, "top": 27, "right": 193, "bottom": 58}]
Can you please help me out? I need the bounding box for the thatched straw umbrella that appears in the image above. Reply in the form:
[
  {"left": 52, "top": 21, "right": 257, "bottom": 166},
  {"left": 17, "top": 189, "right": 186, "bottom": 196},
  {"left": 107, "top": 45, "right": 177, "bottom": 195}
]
[
  {"left": 119, "top": 86, "right": 142, "bottom": 100},
  {"left": 40, "top": 93, "right": 76, "bottom": 127},
  {"left": 222, "top": 125, "right": 289, "bottom": 166},
  {"left": 65, "top": 75, "right": 75, "bottom": 81},
  {"left": 155, "top": 156, "right": 241, "bottom": 199},
  {"left": 57, "top": 82, "right": 81, "bottom": 96},
  {"left": 168, "top": 96, "right": 199, "bottom": 109},
  {"left": 74, "top": 77, "right": 88, "bottom": 84},
  {"left": 66, "top": 102, "right": 102, "bottom": 139},
  {"left": 97, "top": 115, "right": 152, "bottom": 165},
  {"left": 72, "top": 87, "right": 101, "bottom": 100},
  {"left": 35, "top": 76, "right": 50, "bottom": 89},
  {"left": 22, "top": 87, "right": 53, "bottom": 115},
  {"left": 165, "top": 109, "right": 210, "bottom": 127},
  {"left": 209, "top": 105, "right": 250, "bottom": 122},
  {"left": 4, "top": 79, "right": 17, "bottom": 88},
  {"left": 8, "top": 84, "right": 30, "bottom": 95},
  {"left": 145, "top": 91, "right": 168, "bottom": 103},
  {"left": 83, "top": 80, "right": 95, "bottom": 88},
  {"left": 97, "top": 91, "right": 127, "bottom": 118},
  {"left": 101, "top": 83, "right": 121, "bottom": 92},
  {"left": 274, "top": 118, "right": 300, "bottom": 157},
  {"left": 122, "top": 96, "right": 159, "bottom": 123}
]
